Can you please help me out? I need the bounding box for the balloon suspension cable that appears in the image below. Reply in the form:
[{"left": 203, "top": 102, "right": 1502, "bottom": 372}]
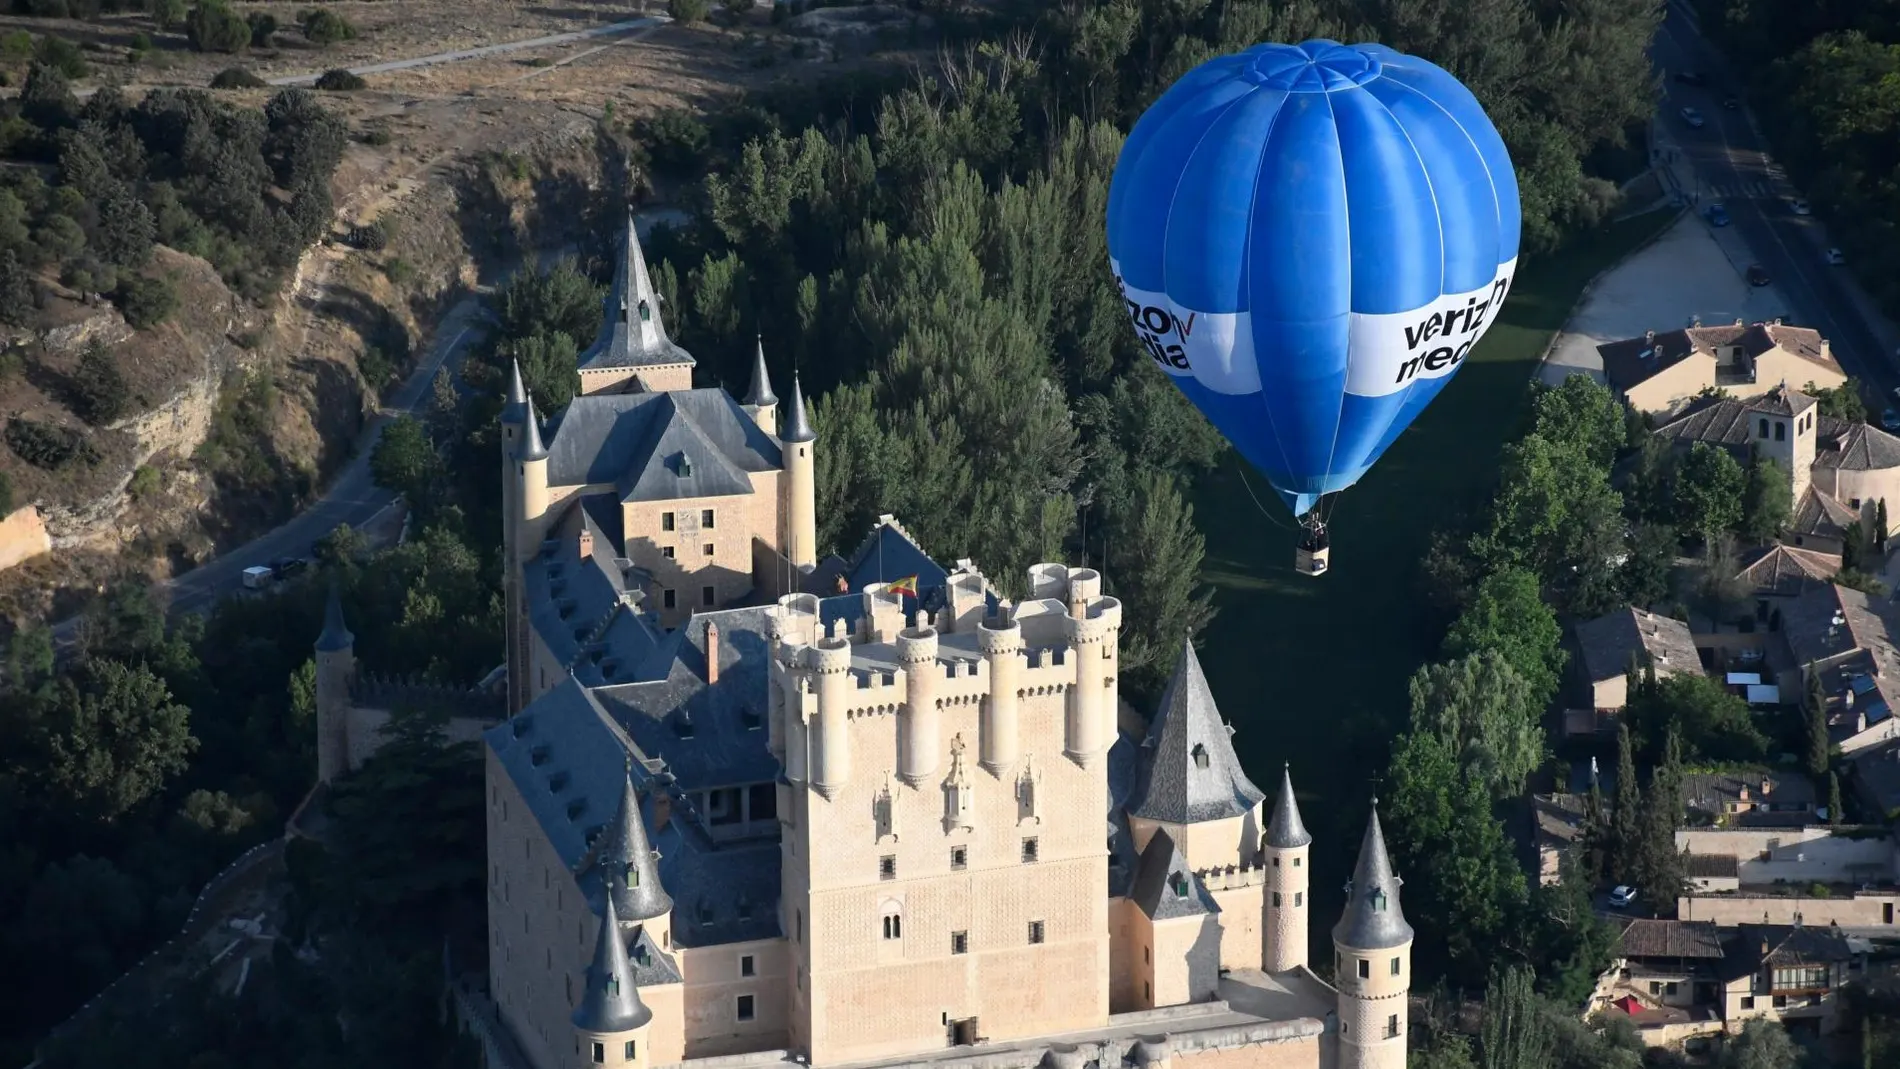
[
  {"left": 1234, "top": 466, "right": 1291, "bottom": 531},
  {"left": 1298, "top": 509, "right": 1330, "bottom": 553}
]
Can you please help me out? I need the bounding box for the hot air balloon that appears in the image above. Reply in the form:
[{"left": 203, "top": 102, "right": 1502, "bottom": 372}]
[{"left": 1106, "top": 39, "right": 1521, "bottom": 576}]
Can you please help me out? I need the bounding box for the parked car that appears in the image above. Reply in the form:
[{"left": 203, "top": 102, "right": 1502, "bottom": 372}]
[
  {"left": 1675, "top": 70, "right": 1707, "bottom": 86},
  {"left": 1826, "top": 247, "right": 1846, "bottom": 265},
  {"left": 1790, "top": 198, "right": 1812, "bottom": 216},
  {"left": 270, "top": 556, "right": 309, "bottom": 579},
  {"left": 1746, "top": 264, "right": 1771, "bottom": 286},
  {"left": 241, "top": 565, "right": 275, "bottom": 591},
  {"left": 1610, "top": 885, "right": 1639, "bottom": 909},
  {"left": 1679, "top": 106, "right": 1705, "bottom": 128},
  {"left": 1707, "top": 202, "right": 1730, "bottom": 227},
  {"left": 1880, "top": 409, "right": 1900, "bottom": 433}
]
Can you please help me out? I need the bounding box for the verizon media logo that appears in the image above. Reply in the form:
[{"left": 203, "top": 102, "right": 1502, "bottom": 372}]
[
  {"left": 1110, "top": 263, "right": 1261, "bottom": 396},
  {"left": 1346, "top": 261, "right": 1517, "bottom": 399}
]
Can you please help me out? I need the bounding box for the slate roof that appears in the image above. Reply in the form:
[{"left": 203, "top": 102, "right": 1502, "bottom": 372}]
[
  {"left": 1127, "top": 642, "right": 1265, "bottom": 825},
  {"left": 745, "top": 338, "right": 777, "bottom": 408},
  {"left": 315, "top": 584, "right": 353, "bottom": 653},
  {"left": 1747, "top": 384, "right": 1818, "bottom": 418},
  {"left": 572, "top": 889, "right": 653, "bottom": 1033},
  {"left": 1333, "top": 807, "right": 1413, "bottom": 951},
  {"left": 1718, "top": 924, "right": 1854, "bottom": 982},
  {"left": 807, "top": 516, "right": 1000, "bottom": 635},
  {"left": 588, "top": 769, "right": 673, "bottom": 922},
  {"left": 1853, "top": 740, "right": 1900, "bottom": 815},
  {"left": 503, "top": 359, "right": 528, "bottom": 425},
  {"left": 1681, "top": 769, "right": 1818, "bottom": 827},
  {"left": 1574, "top": 607, "right": 1698, "bottom": 684},
  {"left": 522, "top": 397, "right": 549, "bottom": 461},
  {"left": 522, "top": 524, "right": 667, "bottom": 690},
  {"left": 1791, "top": 486, "right": 1857, "bottom": 542},
  {"left": 1616, "top": 919, "right": 1725, "bottom": 960},
  {"left": 1651, "top": 396, "right": 1757, "bottom": 451},
  {"left": 542, "top": 389, "right": 783, "bottom": 495},
  {"left": 1599, "top": 323, "right": 1838, "bottom": 392},
  {"left": 577, "top": 211, "right": 696, "bottom": 373},
  {"left": 1106, "top": 734, "right": 1142, "bottom": 900},
  {"left": 1129, "top": 828, "right": 1219, "bottom": 921},
  {"left": 1263, "top": 766, "right": 1311, "bottom": 849},
  {"left": 1735, "top": 544, "right": 1840, "bottom": 598},
  {"left": 782, "top": 375, "right": 815, "bottom": 444},
  {"left": 1814, "top": 418, "right": 1900, "bottom": 472}
]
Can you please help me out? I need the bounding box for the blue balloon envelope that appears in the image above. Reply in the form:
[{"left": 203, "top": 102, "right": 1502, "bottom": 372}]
[{"left": 1106, "top": 39, "right": 1522, "bottom": 519}]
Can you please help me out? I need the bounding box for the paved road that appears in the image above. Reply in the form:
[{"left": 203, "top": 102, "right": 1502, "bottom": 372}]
[
  {"left": 267, "top": 16, "right": 665, "bottom": 87},
  {"left": 50, "top": 290, "right": 490, "bottom": 647},
  {"left": 1652, "top": 1, "right": 1900, "bottom": 405}
]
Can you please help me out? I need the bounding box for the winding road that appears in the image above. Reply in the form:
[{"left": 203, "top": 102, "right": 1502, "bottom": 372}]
[
  {"left": 265, "top": 16, "right": 666, "bottom": 88},
  {"left": 1651, "top": 0, "right": 1900, "bottom": 400}
]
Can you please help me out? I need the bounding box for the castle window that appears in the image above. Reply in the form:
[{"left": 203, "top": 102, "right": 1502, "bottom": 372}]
[
  {"left": 702, "top": 586, "right": 716, "bottom": 607},
  {"left": 951, "top": 930, "right": 969, "bottom": 955},
  {"left": 1358, "top": 958, "right": 1370, "bottom": 979},
  {"left": 625, "top": 862, "right": 639, "bottom": 887},
  {"left": 1296, "top": 891, "right": 1304, "bottom": 906},
  {"left": 663, "top": 589, "right": 676, "bottom": 609},
  {"left": 624, "top": 1041, "right": 636, "bottom": 1061},
  {"left": 883, "top": 913, "right": 902, "bottom": 940},
  {"left": 951, "top": 846, "right": 967, "bottom": 870},
  {"left": 741, "top": 954, "right": 756, "bottom": 977},
  {"left": 593, "top": 1042, "right": 605, "bottom": 1064},
  {"left": 1370, "top": 888, "right": 1387, "bottom": 912},
  {"left": 1191, "top": 743, "right": 1209, "bottom": 770},
  {"left": 704, "top": 543, "right": 715, "bottom": 557},
  {"left": 749, "top": 782, "right": 776, "bottom": 819},
  {"left": 796, "top": 910, "right": 802, "bottom": 943},
  {"left": 662, "top": 512, "right": 676, "bottom": 532},
  {"left": 1392, "top": 957, "right": 1401, "bottom": 975},
  {"left": 702, "top": 509, "right": 716, "bottom": 528},
  {"left": 1273, "top": 892, "right": 1282, "bottom": 907},
  {"left": 1271, "top": 857, "right": 1279, "bottom": 868},
  {"left": 1021, "top": 837, "right": 1039, "bottom": 863},
  {"left": 662, "top": 546, "right": 675, "bottom": 559},
  {"left": 737, "top": 995, "right": 756, "bottom": 1021},
  {"left": 880, "top": 855, "right": 896, "bottom": 880},
  {"left": 1385, "top": 1014, "right": 1400, "bottom": 1039},
  {"left": 1028, "top": 920, "right": 1045, "bottom": 944},
  {"left": 1294, "top": 857, "right": 1301, "bottom": 867},
  {"left": 1759, "top": 418, "right": 1769, "bottom": 438},
  {"left": 1144, "top": 981, "right": 1151, "bottom": 1002}
]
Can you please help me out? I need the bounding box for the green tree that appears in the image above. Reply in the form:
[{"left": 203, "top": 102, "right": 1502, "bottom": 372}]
[
  {"left": 1673, "top": 442, "right": 1747, "bottom": 539},
  {"left": 187, "top": 0, "right": 252, "bottom": 53},
  {"left": 368, "top": 416, "right": 440, "bottom": 506},
  {"left": 1633, "top": 727, "right": 1687, "bottom": 905},
  {"left": 1879, "top": 498, "right": 1891, "bottom": 553},
  {"left": 0, "top": 248, "right": 35, "bottom": 326},
  {"left": 70, "top": 342, "right": 130, "bottom": 425},
  {"left": 1609, "top": 723, "right": 1642, "bottom": 886},
  {"left": 1738, "top": 456, "right": 1792, "bottom": 542},
  {"left": 1620, "top": 522, "right": 1678, "bottom": 608},
  {"left": 1808, "top": 668, "right": 1831, "bottom": 778},
  {"left": 299, "top": 9, "right": 358, "bottom": 46},
  {"left": 40, "top": 658, "right": 199, "bottom": 821},
  {"left": 1719, "top": 1019, "right": 1799, "bottom": 1069},
  {"left": 667, "top": 0, "right": 710, "bottom": 24},
  {"left": 1472, "top": 433, "right": 1627, "bottom": 593},
  {"left": 1530, "top": 375, "right": 1629, "bottom": 471},
  {"left": 1806, "top": 379, "right": 1868, "bottom": 424},
  {"left": 1480, "top": 964, "right": 1554, "bottom": 1069},
  {"left": 1627, "top": 671, "right": 1767, "bottom": 764},
  {"left": 152, "top": 0, "right": 188, "bottom": 31},
  {"left": 1105, "top": 468, "right": 1215, "bottom": 701},
  {"left": 1406, "top": 651, "right": 1545, "bottom": 799},
  {"left": 1527, "top": 852, "right": 1619, "bottom": 1005},
  {"left": 1442, "top": 567, "right": 1567, "bottom": 710}
]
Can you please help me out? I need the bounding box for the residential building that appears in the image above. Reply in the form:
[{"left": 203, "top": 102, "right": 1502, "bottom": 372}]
[
  {"left": 1773, "top": 584, "right": 1900, "bottom": 756},
  {"left": 1679, "top": 771, "right": 1819, "bottom": 829},
  {"left": 1564, "top": 607, "right": 1699, "bottom": 737},
  {"left": 1674, "top": 827, "right": 1900, "bottom": 929},
  {"left": 1598, "top": 320, "right": 1846, "bottom": 418}
]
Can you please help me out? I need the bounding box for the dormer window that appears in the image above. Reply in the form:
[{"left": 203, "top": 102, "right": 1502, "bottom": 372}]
[
  {"left": 679, "top": 455, "right": 693, "bottom": 477},
  {"left": 696, "top": 899, "right": 714, "bottom": 925},
  {"left": 606, "top": 976, "right": 621, "bottom": 997},
  {"left": 1191, "top": 743, "right": 1210, "bottom": 770},
  {"left": 638, "top": 300, "right": 651, "bottom": 323},
  {"left": 1370, "top": 888, "right": 1388, "bottom": 913},
  {"left": 633, "top": 943, "right": 650, "bottom": 966},
  {"left": 1169, "top": 872, "right": 1189, "bottom": 898},
  {"left": 624, "top": 862, "right": 639, "bottom": 888}
]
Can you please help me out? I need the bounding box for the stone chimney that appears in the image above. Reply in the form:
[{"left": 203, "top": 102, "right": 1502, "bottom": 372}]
[
  {"left": 1645, "top": 329, "right": 1656, "bottom": 344},
  {"left": 578, "top": 525, "right": 594, "bottom": 561},
  {"left": 1761, "top": 775, "right": 1772, "bottom": 797},
  {"left": 705, "top": 621, "right": 720, "bottom": 686}
]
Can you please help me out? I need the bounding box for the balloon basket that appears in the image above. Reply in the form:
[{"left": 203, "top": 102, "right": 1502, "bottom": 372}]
[
  {"left": 1294, "top": 543, "right": 1330, "bottom": 576},
  {"left": 1295, "top": 516, "right": 1330, "bottom": 576}
]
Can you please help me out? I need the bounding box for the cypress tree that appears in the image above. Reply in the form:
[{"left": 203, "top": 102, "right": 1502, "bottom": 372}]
[
  {"left": 1808, "top": 668, "right": 1832, "bottom": 780},
  {"left": 1609, "top": 724, "right": 1642, "bottom": 885},
  {"left": 1878, "top": 499, "right": 1890, "bottom": 554},
  {"left": 1579, "top": 777, "right": 1609, "bottom": 882},
  {"left": 1829, "top": 772, "right": 1843, "bottom": 826},
  {"left": 1638, "top": 728, "right": 1687, "bottom": 906}
]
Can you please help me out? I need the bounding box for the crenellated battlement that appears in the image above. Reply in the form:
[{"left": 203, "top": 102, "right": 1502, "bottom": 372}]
[{"left": 1199, "top": 863, "right": 1269, "bottom": 892}]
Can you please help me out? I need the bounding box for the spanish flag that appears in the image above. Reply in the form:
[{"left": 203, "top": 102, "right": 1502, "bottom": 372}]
[{"left": 886, "top": 575, "right": 920, "bottom": 598}]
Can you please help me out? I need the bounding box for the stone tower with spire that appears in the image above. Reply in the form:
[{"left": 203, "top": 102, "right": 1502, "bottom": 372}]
[
  {"left": 780, "top": 373, "right": 816, "bottom": 571},
  {"left": 1333, "top": 803, "right": 1413, "bottom": 1069},
  {"left": 1261, "top": 766, "right": 1311, "bottom": 972},
  {"left": 742, "top": 336, "right": 778, "bottom": 434},
  {"left": 502, "top": 381, "right": 551, "bottom": 714},
  {"left": 572, "top": 768, "right": 675, "bottom": 1069},
  {"left": 313, "top": 583, "right": 356, "bottom": 784}
]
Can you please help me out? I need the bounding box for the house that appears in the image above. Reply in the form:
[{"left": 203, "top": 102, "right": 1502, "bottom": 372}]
[
  {"left": 1680, "top": 770, "right": 1820, "bottom": 829},
  {"left": 1852, "top": 740, "right": 1900, "bottom": 821},
  {"left": 1674, "top": 827, "right": 1900, "bottom": 929},
  {"left": 1774, "top": 584, "right": 1900, "bottom": 756},
  {"left": 1566, "top": 608, "right": 1700, "bottom": 735},
  {"left": 1590, "top": 920, "right": 1858, "bottom": 1047},
  {"left": 1599, "top": 320, "right": 1846, "bottom": 417},
  {"left": 1734, "top": 545, "right": 1841, "bottom": 606}
]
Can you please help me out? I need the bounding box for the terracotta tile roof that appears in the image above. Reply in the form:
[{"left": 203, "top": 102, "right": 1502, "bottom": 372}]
[
  {"left": 1617, "top": 919, "right": 1726, "bottom": 959},
  {"left": 1574, "top": 607, "right": 1698, "bottom": 683},
  {"left": 1681, "top": 769, "right": 1818, "bottom": 826},
  {"left": 1735, "top": 544, "right": 1841, "bottom": 597},
  {"left": 1599, "top": 323, "right": 1838, "bottom": 393},
  {"left": 1748, "top": 384, "right": 1818, "bottom": 417},
  {"left": 1791, "top": 487, "right": 1857, "bottom": 541},
  {"left": 1814, "top": 418, "right": 1900, "bottom": 472},
  {"left": 1652, "top": 396, "right": 1755, "bottom": 449}
]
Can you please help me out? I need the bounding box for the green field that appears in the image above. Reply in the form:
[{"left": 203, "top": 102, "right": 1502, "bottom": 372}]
[{"left": 1192, "top": 208, "right": 1679, "bottom": 931}]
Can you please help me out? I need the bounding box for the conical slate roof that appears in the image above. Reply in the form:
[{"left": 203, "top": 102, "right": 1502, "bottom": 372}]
[
  {"left": 521, "top": 396, "right": 549, "bottom": 462},
  {"left": 1128, "top": 641, "right": 1265, "bottom": 824},
  {"left": 315, "top": 583, "right": 353, "bottom": 653},
  {"left": 577, "top": 212, "right": 695, "bottom": 372},
  {"left": 572, "top": 887, "right": 653, "bottom": 1034},
  {"left": 782, "top": 374, "right": 815, "bottom": 443},
  {"left": 745, "top": 337, "right": 777, "bottom": 408},
  {"left": 598, "top": 771, "right": 671, "bottom": 922},
  {"left": 1333, "top": 803, "right": 1413, "bottom": 951},
  {"left": 502, "top": 359, "right": 527, "bottom": 424},
  {"left": 1264, "top": 765, "right": 1311, "bottom": 849}
]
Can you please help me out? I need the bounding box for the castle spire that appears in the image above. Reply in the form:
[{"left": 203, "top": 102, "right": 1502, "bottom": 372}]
[
  {"left": 315, "top": 582, "right": 353, "bottom": 653},
  {"left": 1334, "top": 801, "right": 1413, "bottom": 950},
  {"left": 598, "top": 769, "right": 672, "bottom": 922},
  {"left": 572, "top": 884, "right": 652, "bottom": 1034},
  {"left": 521, "top": 395, "right": 549, "bottom": 462},
  {"left": 501, "top": 358, "right": 527, "bottom": 424},
  {"left": 625, "top": 210, "right": 670, "bottom": 355},
  {"left": 745, "top": 335, "right": 778, "bottom": 407},
  {"left": 782, "top": 373, "right": 816, "bottom": 443},
  {"left": 1128, "top": 640, "right": 1263, "bottom": 825},
  {"left": 1264, "top": 764, "right": 1311, "bottom": 848}
]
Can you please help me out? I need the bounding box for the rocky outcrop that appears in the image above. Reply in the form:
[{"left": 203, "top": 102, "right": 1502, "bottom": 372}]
[{"left": 0, "top": 506, "right": 51, "bottom": 571}]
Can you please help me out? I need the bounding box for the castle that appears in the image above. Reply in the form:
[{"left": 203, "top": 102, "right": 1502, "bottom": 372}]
[{"left": 314, "top": 217, "right": 1418, "bottom": 1069}]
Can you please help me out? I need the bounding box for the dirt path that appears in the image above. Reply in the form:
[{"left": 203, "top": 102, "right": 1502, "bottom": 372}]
[{"left": 267, "top": 16, "right": 667, "bottom": 87}]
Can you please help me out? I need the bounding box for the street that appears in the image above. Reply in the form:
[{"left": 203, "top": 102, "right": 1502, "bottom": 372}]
[
  {"left": 49, "top": 289, "right": 490, "bottom": 648},
  {"left": 1651, "top": 0, "right": 1900, "bottom": 404}
]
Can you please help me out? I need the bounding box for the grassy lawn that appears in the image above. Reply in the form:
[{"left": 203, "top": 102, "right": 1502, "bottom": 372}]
[{"left": 1192, "top": 207, "right": 1679, "bottom": 936}]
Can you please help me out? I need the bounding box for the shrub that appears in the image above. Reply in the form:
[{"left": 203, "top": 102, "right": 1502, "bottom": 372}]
[
  {"left": 299, "top": 9, "right": 357, "bottom": 47},
  {"left": 114, "top": 272, "right": 178, "bottom": 330},
  {"left": 667, "top": 0, "right": 711, "bottom": 23},
  {"left": 129, "top": 32, "right": 152, "bottom": 52},
  {"left": 127, "top": 464, "right": 160, "bottom": 500},
  {"left": 247, "top": 12, "right": 277, "bottom": 48},
  {"left": 348, "top": 219, "right": 388, "bottom": 250},
  {"left": 0, "top": 250, "right": 35, "bottom": 326},
  {"left": 313, "top": 68, "right": 364, "bottom": 91},
  {"left": 638, "top": 108, "right": 710, "bottom": 177},
  {"left": 0, "top": 32, "right": 32, "bottom": 61},
  {"left": 209, "top": 66, "right": 266, "bottom": 89},
  {"left": 5, "top": 417, "right": 97, "bottom": 470},
  {"left": 382, "top": 256, "right": 414, "bottom": 286},
  {"left": 358, "top": 125, "right": 391, "bottom": 146},
  {"left": 186, "top": 1, "right": 251, "bottom": 54},
  {"left": 70, "top": 342, "right": 130, "bottom": 425},
  {"left": 0, "top": 470, "right": 12, "bottom": 515},
  {"left": 33, "top": 34, "right": 89, "bottom": 79},
  {"left": 150, "top": 0, "right": 187, "bottom": 32}
]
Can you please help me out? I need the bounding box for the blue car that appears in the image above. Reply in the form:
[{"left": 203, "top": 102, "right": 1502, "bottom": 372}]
[{"left": 1707, "top": 202, "right": 1730, "bottom": 227}]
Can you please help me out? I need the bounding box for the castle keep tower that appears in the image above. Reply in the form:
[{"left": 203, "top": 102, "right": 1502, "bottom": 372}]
[
  {"left": 1334, "top": 803, "right": 1413, "bottom": 1069},
  {"left": 313, "top": 584, "right": 356, "bottom": 784},
  {"left": 781, "top": 375, "right": 817, "bottom": 571},
  {"left": 1262, "top": 766, "right": 1311, "bottom": 973}
]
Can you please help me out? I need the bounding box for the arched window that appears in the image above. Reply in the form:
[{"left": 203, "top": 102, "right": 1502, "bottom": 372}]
[{"left": 638, "top": 300, "right": 652, "bottom": 323}]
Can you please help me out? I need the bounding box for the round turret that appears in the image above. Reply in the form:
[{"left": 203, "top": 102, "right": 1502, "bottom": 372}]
[
  {"left": 977, "top": 617, "right": 1024, "bottom": 773},
  {"left": 809, "top": 636, "right": 852, "bottom": 798},
  {"left": 897, "top": 626, "right": 942, "bottom": 785}
]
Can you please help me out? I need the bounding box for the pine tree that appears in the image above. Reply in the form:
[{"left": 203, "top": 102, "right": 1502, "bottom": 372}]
[
  {"left": 1879, "top": 499, "right": 1890, "bottom": 554},
  {"left": 1807, "top": 668, "right": 1832, "bottom": 779},
  {"left": 1609, "top": 724, "right": 1642, "bottom": 885},
  {"left": 1578, "top": 777, "right": 1609, "bottom": 882},
  {"left": 1637, "top": 728, "right": 1687, "bottom": 906},
  {"left": 1829, "top": 772, "right": 1843, "bottom": 826},
  {"left": 1845, "top": 526, "right": 1863, "bottom": 572},
  {"left": 0, "top": 249, "right": 34, "bottom": 326}
]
